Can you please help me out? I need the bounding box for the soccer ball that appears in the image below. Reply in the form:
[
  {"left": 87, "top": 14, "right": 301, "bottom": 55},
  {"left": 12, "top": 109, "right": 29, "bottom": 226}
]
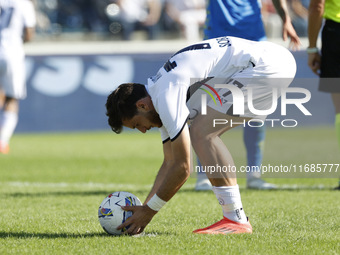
[{"left": 98, "top": 191, "right": 142, "bottom": 235}]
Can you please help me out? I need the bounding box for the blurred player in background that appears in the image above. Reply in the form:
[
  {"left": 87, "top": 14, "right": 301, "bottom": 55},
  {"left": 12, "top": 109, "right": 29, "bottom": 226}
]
[
  {"left": 195, "top": 0, "right": 301, "bottom": 190},
  {"left": 116, "top": 0, "right": 162, "bottom": 40},
  {"left": 307, "top": 0, "right": 340, "bottom": 189},
  {"left": 0, "top": 0, "right": 36, "bottom": 154},
  {"left": 164, "top": 0, "right": 206, "bottom": 41},
  {"left": 288, "top": 0, "right": 310, "bottom": 37}
]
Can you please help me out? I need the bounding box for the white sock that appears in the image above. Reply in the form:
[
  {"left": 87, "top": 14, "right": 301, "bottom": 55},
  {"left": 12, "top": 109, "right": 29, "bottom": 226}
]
[
  {"left": 212, "top": 185, "right": 248, "bottom": 223},
  {"left": 0, "top": 111, "right": 18, "bottom": 145}
]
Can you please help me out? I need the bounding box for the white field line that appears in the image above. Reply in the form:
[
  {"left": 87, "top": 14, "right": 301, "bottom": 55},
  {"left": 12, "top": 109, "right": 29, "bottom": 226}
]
[
  {"left": 0, "top": 182, "right": 331, "bottom": 190},
  {"left": 1, "top": 181, "right": 196, "bottom": 190},
  {"left": 1, "top": 181, "right": 153, "bottom": 190}
]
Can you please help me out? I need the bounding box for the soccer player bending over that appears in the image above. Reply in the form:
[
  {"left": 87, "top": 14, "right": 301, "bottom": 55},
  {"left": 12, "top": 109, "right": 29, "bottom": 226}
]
[{"left": 105, "top": 36, "right": 296, "bottom": 235}]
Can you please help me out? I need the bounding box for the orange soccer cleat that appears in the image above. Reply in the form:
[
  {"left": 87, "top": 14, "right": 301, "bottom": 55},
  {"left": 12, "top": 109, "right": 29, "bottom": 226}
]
[
  {"left": 0, "top": 142, "right": 9, "bottom": 154},
  {"left": 193, "top": 217, "right": 252, "bottom": 235}
]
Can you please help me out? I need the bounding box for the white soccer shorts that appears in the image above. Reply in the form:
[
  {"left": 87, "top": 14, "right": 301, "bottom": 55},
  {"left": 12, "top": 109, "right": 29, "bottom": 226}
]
[
  {"left": 0, "top": 56, "right": 26, "bottom": 100},
  {"left": 187, "top": 42, "right": 297, "bottom": 120}
]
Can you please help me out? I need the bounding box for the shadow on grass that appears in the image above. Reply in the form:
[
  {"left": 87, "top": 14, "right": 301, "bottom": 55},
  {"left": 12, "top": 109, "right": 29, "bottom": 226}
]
[
  {"left": 0, "top": 231, "right": 169, "bottom": 239},
  {"left": 0, "top": 231, "right": 107, "bottom": 239},
  {"left": 2, "top": 185, "right": 336, "bottom": 198},
  {"left": 2, "top": 190, "right": 150, "bottom": 198},
  {"left": 178, "top": 184, "right": 339, "bottom": 193}
]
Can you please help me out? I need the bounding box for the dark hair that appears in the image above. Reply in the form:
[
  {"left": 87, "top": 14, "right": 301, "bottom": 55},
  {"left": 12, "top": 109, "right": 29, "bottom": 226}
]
[{"left": 105, "top": 83, "right": 148, "bottom": 133}]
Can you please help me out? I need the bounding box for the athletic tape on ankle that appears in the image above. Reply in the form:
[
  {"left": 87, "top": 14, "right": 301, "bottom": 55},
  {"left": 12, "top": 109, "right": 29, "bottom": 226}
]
[{"left": 147, "top": 194, "right": 167, "bottom": 211}]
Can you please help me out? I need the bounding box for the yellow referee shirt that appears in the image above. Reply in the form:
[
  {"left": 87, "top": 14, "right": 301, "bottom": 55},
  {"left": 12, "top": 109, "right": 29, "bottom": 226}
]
[{"left": 324, "top": 0, "right": 340, "bottom": 23}]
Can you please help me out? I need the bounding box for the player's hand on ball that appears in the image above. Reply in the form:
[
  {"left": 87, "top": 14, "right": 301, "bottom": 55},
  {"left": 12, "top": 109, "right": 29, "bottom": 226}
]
[{"left": 117, "top": 205, "right": 157, "bottom": 235}]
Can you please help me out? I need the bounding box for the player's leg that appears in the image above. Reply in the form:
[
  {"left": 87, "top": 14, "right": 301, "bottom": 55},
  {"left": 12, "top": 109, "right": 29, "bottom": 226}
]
[
  {"left": 241, "top": 43, "right": 295, "bottom": 190},
  {"left": 190, "top": 107, "right": 241, "bottom": 186},
  {"left": 190, "top": 106, "right": 252, "bottom": 234},
  {"left": 0, "top": 57, "right": 25, "bottom": 154},
  {"left": 0, "top": 90, "right": 4, "bottom": 153},
  {"left": 244, "top": 124, "right": 277, "bottom": 189},
  {"left": 0, "top": 90, "right": 5, "bottom": 108},
  {"left": 195, "top": 158, "right": 212, "bottom": 190},
  {"left": 320, "top": 20, "right": 340, "bottom": 189},
  {"left": 0, "top": 97, "right": 19, "bottom": 154},
  {"left": 332, "top": 93, "right": 340, "bottom": 151},
  {"left": 195, "top": 107, "right": 274, "bottom": 191},
  {"left": 244, "top": 124, "right": 265, "bottom": 180},
  {"left": 331, "top": 93, "right": 340, "bottom": 190},
  {"left": 0, "top": 60, "right": 7, "bottom": 132}
]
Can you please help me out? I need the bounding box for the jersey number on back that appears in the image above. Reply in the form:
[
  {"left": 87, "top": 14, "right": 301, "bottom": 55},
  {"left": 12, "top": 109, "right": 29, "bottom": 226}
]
[
  {"left": 164, "top": 43, "right": 212, "bottom": 73},
  {"left": 0, "top": 7, "right": 14, "bottom": 30}
]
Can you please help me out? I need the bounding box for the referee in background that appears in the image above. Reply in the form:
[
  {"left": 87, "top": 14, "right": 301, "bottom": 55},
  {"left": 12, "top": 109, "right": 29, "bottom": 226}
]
[{"left": 307, "top": 0, "right": 340, "bottom": 189}]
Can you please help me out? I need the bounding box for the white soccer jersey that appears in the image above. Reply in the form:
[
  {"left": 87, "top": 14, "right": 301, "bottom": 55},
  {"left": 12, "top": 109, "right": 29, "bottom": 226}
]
[
  {"left": 146, "top": 36, "right": 296, "bottom": 142},
  {"left": 0, "top": 0, "right": 36, "bottom": 57},
  {"left": 0, "top": 0, "right": 36, "bottom": 99}
]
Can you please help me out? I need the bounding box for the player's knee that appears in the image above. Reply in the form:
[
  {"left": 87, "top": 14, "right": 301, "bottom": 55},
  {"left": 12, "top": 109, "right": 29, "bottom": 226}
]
[
  {"left": 189, "top": 123, "right": 204, "bottom": 143},
  {"left": 190, "top": 125, "right": 213, "bottom": 149},
  {"left": 4, "top": 97, "right": 19, "bottom": 112}
]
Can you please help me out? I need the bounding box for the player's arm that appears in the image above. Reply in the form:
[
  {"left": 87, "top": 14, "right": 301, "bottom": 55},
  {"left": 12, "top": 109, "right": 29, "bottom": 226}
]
[
  {"left": 23, "top": 27, "right": 35, "bottom": 43},
  {"left": 117, "top": 125, "right": 191, "bottom": 235},
  {"left": 307, "top": 0, "right": 324, "bottom": 75},
  {"left": 143, "top": 138, "right": 174, "bottom": 204},
  {"left": 165, "top": 1, "right": 181, "bottom": 23},
  {"left": 143, "top": 0, "right": 162, "bottom": 26},
  {"left": 272, "top": 0, "right": 301, "bottom": 50},
  {"left": 23, "top": 2, "right": 36, "bottom": 43},
  {"left": 153, "top": 124, "right": 191, "bottom": 201}
]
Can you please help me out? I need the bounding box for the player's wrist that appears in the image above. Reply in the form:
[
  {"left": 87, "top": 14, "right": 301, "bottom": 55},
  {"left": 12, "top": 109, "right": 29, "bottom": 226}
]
[
  {"left": 306, "top": 47, "right": 319, "bottom": 54},
  {"left": 146, "top": 194, "right": 167, "bottom": 212}
]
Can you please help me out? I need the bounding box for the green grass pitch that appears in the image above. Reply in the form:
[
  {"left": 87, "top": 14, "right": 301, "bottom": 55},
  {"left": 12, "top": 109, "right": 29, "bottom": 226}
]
[{"left": 0, "top": 127, "right": 339, "bottom": 254}]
